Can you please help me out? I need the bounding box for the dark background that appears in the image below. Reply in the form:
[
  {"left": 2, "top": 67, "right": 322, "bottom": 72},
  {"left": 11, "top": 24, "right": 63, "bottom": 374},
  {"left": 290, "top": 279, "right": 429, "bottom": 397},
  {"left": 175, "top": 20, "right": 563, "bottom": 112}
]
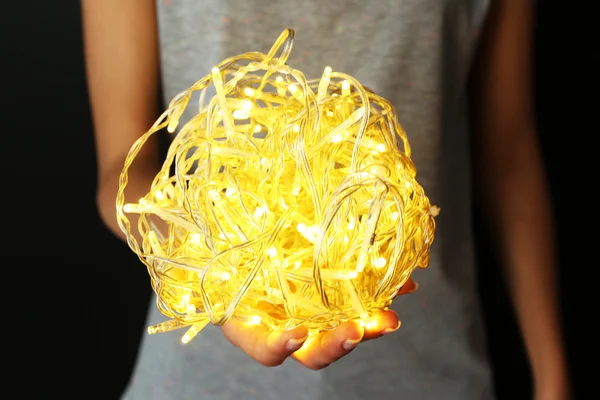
[{"left": 0, "top": 1, "right": 587, "bottom": 398}]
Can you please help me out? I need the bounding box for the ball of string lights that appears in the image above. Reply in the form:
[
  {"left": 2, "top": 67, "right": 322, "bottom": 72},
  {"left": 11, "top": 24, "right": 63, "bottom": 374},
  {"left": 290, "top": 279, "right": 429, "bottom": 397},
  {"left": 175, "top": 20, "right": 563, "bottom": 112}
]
[{"left": 117, "top": 29, "right": 438, "bottom": 344}]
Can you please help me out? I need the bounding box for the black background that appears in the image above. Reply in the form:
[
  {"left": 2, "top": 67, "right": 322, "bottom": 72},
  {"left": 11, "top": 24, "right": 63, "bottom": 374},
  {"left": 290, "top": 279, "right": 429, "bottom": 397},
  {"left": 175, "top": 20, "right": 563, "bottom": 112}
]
[{"left": 0, "top": 1, "right": 587, "bottom": 398}]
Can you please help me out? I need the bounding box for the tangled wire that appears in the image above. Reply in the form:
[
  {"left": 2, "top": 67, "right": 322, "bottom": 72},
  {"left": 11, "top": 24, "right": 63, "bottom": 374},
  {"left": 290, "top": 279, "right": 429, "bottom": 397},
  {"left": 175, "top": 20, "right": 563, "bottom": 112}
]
[{"left": 116, "top": 29, "right": 437, "bottom": 344}]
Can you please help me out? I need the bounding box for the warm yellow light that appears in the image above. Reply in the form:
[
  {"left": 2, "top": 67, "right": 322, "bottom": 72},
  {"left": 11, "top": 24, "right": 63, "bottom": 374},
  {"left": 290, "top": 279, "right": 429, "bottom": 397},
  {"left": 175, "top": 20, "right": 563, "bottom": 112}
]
[
  {"left": 248, "top": 315, "right": 262, "bottom": 325},
  {"left": 359, "top": 318, "right": 376, "bottom": 330},
  {"left": 116, "top": 29, "right": 437, "bottom": 343},
  {"left": 266, "top": 246, "right": 278, "bottom": 258}
]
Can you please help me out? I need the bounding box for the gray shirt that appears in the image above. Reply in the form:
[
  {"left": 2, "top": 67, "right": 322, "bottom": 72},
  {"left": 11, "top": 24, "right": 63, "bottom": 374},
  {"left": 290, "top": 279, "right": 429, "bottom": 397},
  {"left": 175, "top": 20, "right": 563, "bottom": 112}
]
[{"left": 123, "top": 0, "right": 495, "bottom": 399}]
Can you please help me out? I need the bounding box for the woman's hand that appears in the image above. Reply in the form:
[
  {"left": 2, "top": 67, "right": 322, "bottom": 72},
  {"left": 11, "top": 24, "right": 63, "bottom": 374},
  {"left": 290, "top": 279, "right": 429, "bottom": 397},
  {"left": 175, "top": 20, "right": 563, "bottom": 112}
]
[{"left": 221, "top": 278, "right": 416, "bottom": 370}]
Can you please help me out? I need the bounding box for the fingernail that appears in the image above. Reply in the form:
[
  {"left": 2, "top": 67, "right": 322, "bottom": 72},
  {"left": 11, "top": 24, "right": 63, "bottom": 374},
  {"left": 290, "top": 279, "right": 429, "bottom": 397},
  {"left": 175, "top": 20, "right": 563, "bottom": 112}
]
[
  {"left": 406, "top": 282, "right": 419, "bottom": 293},
  {"left": 342, "top": 338, "right": 361, "bottom": 351},
  {"left": 286, "top": 336, "right": 307, "bottom": 352},
  {"left": 381, "top": 320, "right": 401, "bottom": 335}
]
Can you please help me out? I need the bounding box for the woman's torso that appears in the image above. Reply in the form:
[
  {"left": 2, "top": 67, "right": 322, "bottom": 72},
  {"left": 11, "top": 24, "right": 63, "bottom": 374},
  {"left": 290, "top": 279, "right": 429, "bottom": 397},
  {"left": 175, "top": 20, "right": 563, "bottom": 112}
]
[{"left": 123, "top": 1, "right": 494, "bottom": 399}]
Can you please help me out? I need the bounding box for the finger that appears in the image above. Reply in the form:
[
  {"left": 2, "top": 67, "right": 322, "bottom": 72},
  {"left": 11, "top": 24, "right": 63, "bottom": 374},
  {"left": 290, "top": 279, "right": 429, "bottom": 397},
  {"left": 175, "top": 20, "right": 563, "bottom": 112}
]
[
  {"left": 395, "top": 277, "right": 418, "bottom": 297},
  {"left": 222, "top": 320, "right": 308, "bottom": 367},
  {"left": 292, "top": 321, "right": 364, "bottom": 370},
  {"left": 361, "top": 309, "right": 401, "bottom": 341}
]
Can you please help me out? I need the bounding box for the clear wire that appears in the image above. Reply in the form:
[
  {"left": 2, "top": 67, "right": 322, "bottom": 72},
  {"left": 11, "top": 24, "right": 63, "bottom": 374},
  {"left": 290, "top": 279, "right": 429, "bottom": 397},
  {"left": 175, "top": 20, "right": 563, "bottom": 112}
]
[{"left": 116, "top": 29, "right": 437, "bottom": 343}]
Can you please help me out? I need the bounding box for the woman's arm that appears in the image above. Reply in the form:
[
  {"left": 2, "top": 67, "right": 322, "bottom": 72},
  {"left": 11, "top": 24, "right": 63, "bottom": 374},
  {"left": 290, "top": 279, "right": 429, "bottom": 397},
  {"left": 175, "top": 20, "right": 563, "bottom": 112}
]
[
  {"left": 469, "top": 1, "right": 569, "bottom": 398},
  {"left": 81, "top": 0, "right": 161, "bottom": 240}
]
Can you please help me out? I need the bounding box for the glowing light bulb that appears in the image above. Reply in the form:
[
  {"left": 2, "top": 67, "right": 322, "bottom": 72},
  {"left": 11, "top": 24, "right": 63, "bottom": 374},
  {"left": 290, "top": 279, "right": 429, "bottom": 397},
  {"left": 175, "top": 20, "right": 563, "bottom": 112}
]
[
  {"left": 297, "top": 223, "right": 318, "bottom": 243},
  {"left": 225, "top": 187, "right": 236, "bottom": 198},
  {"left": 248, "top": 315, "right": 261, "bottom": 325},
  {"left": 348, "top": 217, "right": 356, "bottom": 230},
  {"left": 181, "top": 318, "right": 210, "bottom": 344},
  {"left": 341, "top": 80, "right": 350, "bottom": 96},
  {"left": 254, "top": 206, "right": 267, "bottom": 219},
  {"left": 267, "top": 246, "right": 277, "bottom": 258},
  {"left": 375, "top": 257, "right": 387, "bottom": 269},
  {"left": 233, "top": 109, "right": 250, "bottom": 119}
]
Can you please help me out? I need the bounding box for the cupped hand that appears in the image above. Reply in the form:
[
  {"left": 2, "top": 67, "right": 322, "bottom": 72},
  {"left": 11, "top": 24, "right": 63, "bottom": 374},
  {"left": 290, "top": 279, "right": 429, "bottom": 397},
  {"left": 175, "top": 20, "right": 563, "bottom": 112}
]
[
  {"left": 222, "top": 309, "right": 399, "bottom": 370},
  {"left": 222, "top": 277, "right": 416, "bottom": 370}
]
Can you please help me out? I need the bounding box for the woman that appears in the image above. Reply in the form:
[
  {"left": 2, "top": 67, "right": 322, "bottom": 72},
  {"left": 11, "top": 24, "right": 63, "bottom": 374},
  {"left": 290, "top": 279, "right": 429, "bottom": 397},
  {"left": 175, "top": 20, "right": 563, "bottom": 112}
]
[{"left": 82, "top": 0, "right": 569, "bottom": 398}]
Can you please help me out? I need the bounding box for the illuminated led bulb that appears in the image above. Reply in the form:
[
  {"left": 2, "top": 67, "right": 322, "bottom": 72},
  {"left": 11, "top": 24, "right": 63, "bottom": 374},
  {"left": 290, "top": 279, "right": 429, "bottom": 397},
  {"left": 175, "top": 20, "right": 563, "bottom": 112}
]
[
  {"left": 375, "top": 257, "right": 387, "bottom": 269},
  {"left": 181, "top": 318, "right": 210, "bottom": 344},
  {"left": 331, "top": 130, "right": 350, "bottom": 144},
  {"left": 148, "top": 319, "right": 187, "bottom": 334},
  {"left": 288, "top": 83, "right": 304, "bottom": 101},
  {"left": 254, "top": 206, "right": 268, "bottom": 219},
  {"left": 180, "top": 292, "right": 196, "bottom": 314},
  {"left": 348, "top": 217, "right": 356, "bottom": 230},
  {"left": 359, "top": 318, "right": 376, "bottom": 330},
  {"left": 341, "top": 80, "right": 350, "bottom": 96},
  {"left": 369, "top": 165, "right": 389, "bottom": 179},
  {"left": 154, "top": 189, "right": 165, "bottom": 201},
  {"left": 225, "top": 187, "right": 236, "bottom": 199},
  {"left": 266, "top": 246, "right": 277, "bottom": 258},
  {"left": 318, "top": 66, "right": 332, "bottom": 101},
  {"left": 296, "top": 223, "right": 318, "bottom": 243},
  {"left": 248, "top": 315, "right": 261, "bottom": 325},
  {"left": 233, "top": 109, "right": 250, "bottom": 119}
]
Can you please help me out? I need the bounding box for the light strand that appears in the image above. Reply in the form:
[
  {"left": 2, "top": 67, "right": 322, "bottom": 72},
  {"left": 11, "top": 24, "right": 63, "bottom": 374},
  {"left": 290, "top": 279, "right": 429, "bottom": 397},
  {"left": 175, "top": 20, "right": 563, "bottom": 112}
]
[{"left": 116, "top": 29, "right": 437, "bottom": 343}]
